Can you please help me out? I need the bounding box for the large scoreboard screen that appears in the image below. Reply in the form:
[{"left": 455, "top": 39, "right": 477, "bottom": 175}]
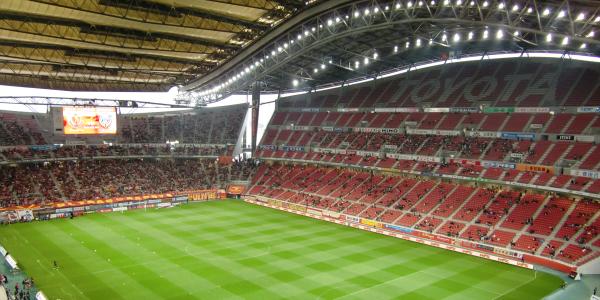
[{"left": 63, "top": 106, "right": 117, "bottom": 135}]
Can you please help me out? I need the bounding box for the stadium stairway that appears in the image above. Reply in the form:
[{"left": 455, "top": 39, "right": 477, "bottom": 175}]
[
  {"left": 547, "top": 201, "right": 579, "bottom": 239},
  {"left": 465, "top": 190, "right": 503, "bottom": 228},
  {"left": 560, "top": 116, "right": 577, "bottom": 134},
  {"left": 48, "top": 171, "right": 67, "bottom": 200},
  {"left": 416, "top": 185, "right": 461, "bottom": 223},
  {"left": 445, "top": 188, "right": 486, "bottom": 223},
  {"left": 536, "top": 144, "right": 555, "bottom": 165}
]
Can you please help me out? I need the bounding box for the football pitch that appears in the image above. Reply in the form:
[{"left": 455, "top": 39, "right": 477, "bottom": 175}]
[{"left": 0, "top": 200, "right": 562, "bottom": 300}]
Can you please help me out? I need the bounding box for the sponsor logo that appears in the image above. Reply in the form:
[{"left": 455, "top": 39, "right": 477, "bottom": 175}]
[
  {"left": 98, "top": 114, "right": 113, "bottom": 129},
  {"left": 557, "top": 135, "right": 574, "bottom": 141}
]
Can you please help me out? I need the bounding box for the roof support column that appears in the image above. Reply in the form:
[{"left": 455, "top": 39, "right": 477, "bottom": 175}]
[{"left": 251, "top": 82, "right": 261, "bottom": 154}]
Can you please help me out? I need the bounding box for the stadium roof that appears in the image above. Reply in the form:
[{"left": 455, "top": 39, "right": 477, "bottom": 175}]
[
  {"left": 0, "top": 0, "right": 309, "bottom": 92},
  {"left": 181, "top": 0, "right": 600, "bottom": 104},
  {"left": 1, "top": 1, "right": 599, "bottom": 105}
]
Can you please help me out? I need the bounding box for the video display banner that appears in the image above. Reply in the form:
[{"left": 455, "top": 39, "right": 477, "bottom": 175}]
[{"left": 63, "top": 106, "right": 117, "bottom": 135}]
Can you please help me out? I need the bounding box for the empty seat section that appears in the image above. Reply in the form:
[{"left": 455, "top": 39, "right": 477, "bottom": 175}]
[
  {"left": 557, "top": 244, "right": 594, "bottom": 263},
  {"left": 395, "top": 212, "right": 422, "bottom": 227},
  {"left": 344, "top": 203, "right": 368, "bottom": 216},
  {"left": 460, "top": 225, "right": 489, "bottom": 241},
  {"left": 576, "top": 216, "right": 600, "bottom": 244},
  {"left": 482, "top": 167, "right": 504, "bottom": 180},
  {"left": 379, "top": 209, "right": 403, "bottom": 223},
  {"left": 286, "top": 131, "right": 304, "bottom": 146},
  {"left": 432, "top": 186, "right": 475, "bottom": 218},
  {"left": 542, "top": 240, "right": 564, "bottom": 257},
  {"left": 297, "top": 113, "right": 314, "bottom": 125},
  {"left": 556, "top": 200, "right": 599, "bottom": 241},
  {"left": 362, "top": 82, "right": 389, "bottom": 107},
  {"left": 309, "top": 112, "right": 328, "bottom": 126},
  {"left": 529, "top": 113, "right": 551, "bottom": 131},
  {"left": 286, "top": 112, "right": 302, "bottom": 125},
  {"left": 567, "top": 176, "right": 591, "bottom": 191},
  {"left": 478, "top": 191, "right": 519, "bottom": 226},
  {"left": 550, "top": 175, "right": 572, "bottom": 188},
  {"left": 453, "top": 188, "right": 494, "bottom": 222},
  {"left": 524, "top": 140, "right": 551, "bottom": 164},
  {"left": 385, "top": 113, "right": 407, "bottom": 128},
  {"left": 436, "top": 220, "right": 465, "bottom": 237},
  {"left": 418, "top": 113, "right": 443, "bottom": 129},
  {"left": 501, "top": 194, "right": 545, "bottom": 230},
  {"left": 329, "top": 200, "right": 351, "bottom": 212},
  {"left": 322, "top": 95, "right": 339, "bottom": 107},
  {"left": 545, "top": 114, "right": 573, "bottom": 133},
  {"left": 270, "top": 112, "right": 287, "bottom": 125},
  {"left": 527, "top": 197, "right": 572, "bottom": 236},
  {"left": 335, "top": 113, "right": 353, "bottom": 127},
  {"left": 437, "top": 113, "right": 463, "bottom": 130},
  {"left": 376, "top": 157, "right": 396, "bottom": 168},
  {"left": 586, "top": 180, "right": 600, "bottom": 194},
  {"left": 377, "top": 178, "right": 416, "bottom": 207},
  {"left": 297, "top": 131, "right": 314, "bottom": 146},
  {"left": 502, "top": 169, "right": 520, "bottom": 182},
  {"left": 479, "top": 114, "right": 507, "bottom": 131},
  {"left": 564, "top": 114, "right": 595, "bottom": 134},
  {"left": 360, "top": 206, "right": 383, "bottom": 219},
  {"left": 519, "top": 171, "right": 538, "bottom": 184},
  {"left": 359, "top": 176, "right": 398, "bottom": 204},
  {"left": 413, "top": 183, "right": 453, "bottom": 214},
  {"left": 348, "top": 87, "right": 371, "bottom": 107},
  {"left": 369, "top": 113, "right": 391, "bottom": 127},
  {"left": 564, "top": 142, "right": 592, "bottom": 161},
  {"left": 483, "top": 139, "right": 512, "bottom": 161},
  {"left": 513, "top": 234, "right": 543, "bottom": 253},
  {"left": 540, "top": 142, "right": 570, "bottom": 166},
  {"left": 345, "top": 113, "right": 366, "bottom": 127},
  {"left": 275, "top": 130, "right": 292, "bottom": 144},
  {"left": 579, "top": 146, "right": 600, "bottom": 170},
  {"left": 261, "top": 129, "right": 278, "bottom": 144},
  {"left": 502, "top": 113, "right": 532, "bottom": 132},
  {"left": 394, "top": 180, "right": 436, "bottom": 212},
  {"left": 460, "top": 113, "right": 486, "bottom": 129},
  {"left": 488, "top": 230, "right": 516, "bottom": 247},
  {"left": 415, "top": 217, "right": 443, "bottom": 232},
  {"left": 323, "top": 112, "right": 341, "bottom": 125},
  {"left": 395, "top": 159, "right": 417, "bottom": 171}
]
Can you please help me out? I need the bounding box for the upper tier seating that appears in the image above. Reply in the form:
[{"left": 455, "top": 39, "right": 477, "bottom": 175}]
[
  {"left": 0, "top": 105, "right": 246, "bottom": 147},
  {"left": 121, "top": 105, "right": 246, "bottom": 144},
  {"left": 0, "top": 113, "right": 47, "bottom": 146},
  {"left": 278, "top": 59, "right": 600, "bottom": 108}
]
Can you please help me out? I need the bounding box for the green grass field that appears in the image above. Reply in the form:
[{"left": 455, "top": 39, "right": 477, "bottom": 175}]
[{"left": 0, "top": 200, "right": 562, "bottom": 300}]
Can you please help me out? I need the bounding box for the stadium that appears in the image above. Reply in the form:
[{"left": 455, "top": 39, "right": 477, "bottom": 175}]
[{"left": 0, "top": 0, "right": 599, "bottom": 299}]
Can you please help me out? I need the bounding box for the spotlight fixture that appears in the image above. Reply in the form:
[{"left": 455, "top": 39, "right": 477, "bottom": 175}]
[{"left": 496, "top": 29, "right": 504, "bottom": 39}]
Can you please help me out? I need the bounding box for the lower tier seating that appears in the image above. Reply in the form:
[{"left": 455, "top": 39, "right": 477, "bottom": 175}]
[{"left": 248, "top": 162, "right": 599, "bottom": 266}]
